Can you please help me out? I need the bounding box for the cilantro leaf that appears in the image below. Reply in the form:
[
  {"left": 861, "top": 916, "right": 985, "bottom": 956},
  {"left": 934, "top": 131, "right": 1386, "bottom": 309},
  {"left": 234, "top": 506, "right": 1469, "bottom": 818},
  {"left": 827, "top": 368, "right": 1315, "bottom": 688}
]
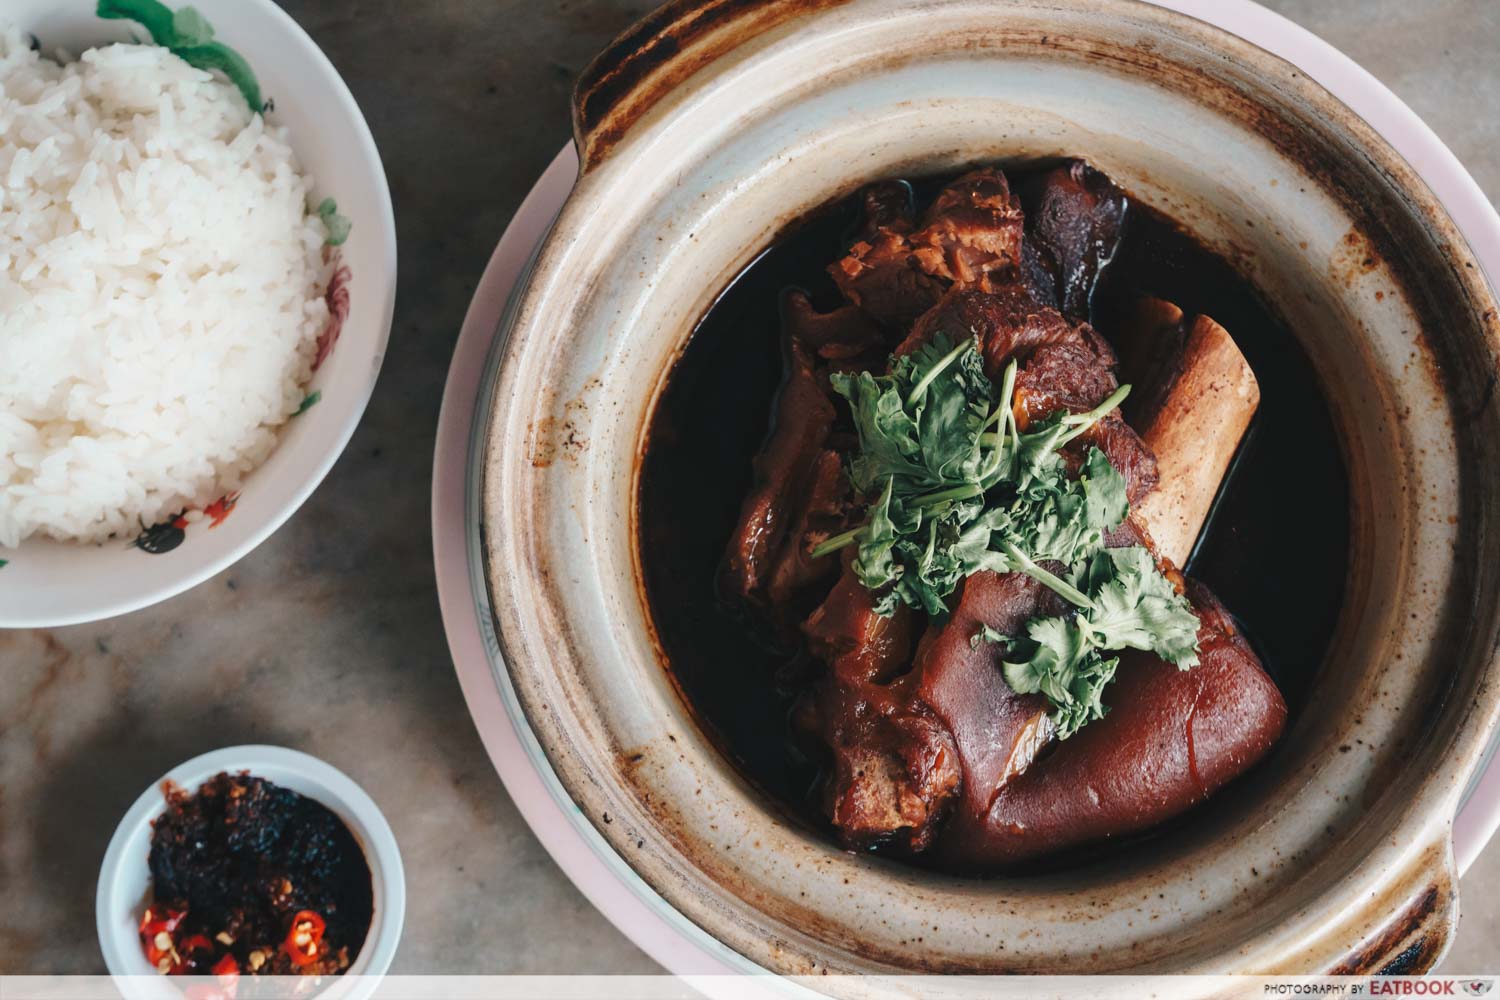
[
  {"left": 1003, "top": 616, "right": 1090, "bottom": 706},
  {"left": 1083, "top": 547, "right": 1201, "bottom": 668},
  {"left": 1051, "top": 654, "right": 1119, "bottom": 739},
  {"left": 978, "top": 544, "right": 1200, "bottom": 738},
  {"left": 815, "top": 331, "right": 1200, "bottom": 739},
  {"left": 831, "top": 369, "right": 924, "bottom": 493},
  {"left": 909, "top": 337, "right": 992, "bottom": 485},
  {"left": 818, "top": 338, "right": 1138, "bottom": 619},
  {"left": 990, "top": 614, "right": 1116, "bottom": 739},
  {"left": 1081, "top": 446, "right": 1129, "bottom": 529},
  {"left": 970, "top": 623, "right": 1009, "bottom": 650},
  {"left": 833, "top": 334, "right": 991, "bottom": 495}
]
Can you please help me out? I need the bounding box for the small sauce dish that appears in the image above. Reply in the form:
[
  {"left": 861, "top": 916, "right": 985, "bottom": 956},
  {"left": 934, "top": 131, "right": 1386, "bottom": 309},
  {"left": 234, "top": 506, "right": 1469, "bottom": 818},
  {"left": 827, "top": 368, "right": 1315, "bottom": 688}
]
[{"left": 96, "top": 746, "right": 404, "bottom": 996}]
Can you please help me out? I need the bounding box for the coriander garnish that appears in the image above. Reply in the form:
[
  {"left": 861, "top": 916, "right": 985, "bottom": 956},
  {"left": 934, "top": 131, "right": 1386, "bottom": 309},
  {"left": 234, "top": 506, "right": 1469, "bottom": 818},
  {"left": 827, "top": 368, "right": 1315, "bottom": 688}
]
[{"left": 817, "top": 335, "right": 1200, "bottom": 737}]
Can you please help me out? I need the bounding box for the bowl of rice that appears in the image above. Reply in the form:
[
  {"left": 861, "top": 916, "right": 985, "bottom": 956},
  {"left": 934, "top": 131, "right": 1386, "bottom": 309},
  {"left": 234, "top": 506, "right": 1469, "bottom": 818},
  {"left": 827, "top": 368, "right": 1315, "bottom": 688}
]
[{"left": 0, "top": 0, "right": 396, "bottom": 627}]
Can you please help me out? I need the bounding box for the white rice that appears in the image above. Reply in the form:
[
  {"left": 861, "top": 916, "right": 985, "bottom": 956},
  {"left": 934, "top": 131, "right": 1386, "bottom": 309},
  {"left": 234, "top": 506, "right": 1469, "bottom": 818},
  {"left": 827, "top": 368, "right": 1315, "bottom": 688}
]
[{"left": 0, "top": 26, "right": 331, "bottom": 547}]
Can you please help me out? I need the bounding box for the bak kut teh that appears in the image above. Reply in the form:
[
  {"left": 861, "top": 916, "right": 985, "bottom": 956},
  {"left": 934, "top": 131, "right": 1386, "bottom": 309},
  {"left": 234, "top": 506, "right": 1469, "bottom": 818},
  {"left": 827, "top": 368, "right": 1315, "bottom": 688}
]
[{"left": 639, "top": 160, "right": 1348, "bottom": 871}]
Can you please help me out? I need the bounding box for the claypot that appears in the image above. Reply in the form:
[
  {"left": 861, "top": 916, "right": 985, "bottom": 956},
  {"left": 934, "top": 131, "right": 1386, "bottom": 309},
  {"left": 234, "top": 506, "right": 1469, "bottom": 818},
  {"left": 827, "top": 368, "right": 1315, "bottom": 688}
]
[{"left": 479, "top": 0, "right": 1500, "bottom": 976}]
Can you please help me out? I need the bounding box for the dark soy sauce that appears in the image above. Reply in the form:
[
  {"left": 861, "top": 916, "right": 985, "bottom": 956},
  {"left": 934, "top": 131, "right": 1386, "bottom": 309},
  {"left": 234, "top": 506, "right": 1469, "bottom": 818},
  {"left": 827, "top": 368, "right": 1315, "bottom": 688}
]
[{"left": 636, "top": 168, "right": 1350, "bottom": 848}]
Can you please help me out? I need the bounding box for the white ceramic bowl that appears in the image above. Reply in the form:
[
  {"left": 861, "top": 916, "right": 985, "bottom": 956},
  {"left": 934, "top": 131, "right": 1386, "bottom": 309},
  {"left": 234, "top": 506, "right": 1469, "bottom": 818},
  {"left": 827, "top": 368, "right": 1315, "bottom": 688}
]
[
  {"left": 0, "top": 0, "right": 397, "bottom": 628},
  {"left": 96, "top": 745, "right": 405, "bottom": 997}
]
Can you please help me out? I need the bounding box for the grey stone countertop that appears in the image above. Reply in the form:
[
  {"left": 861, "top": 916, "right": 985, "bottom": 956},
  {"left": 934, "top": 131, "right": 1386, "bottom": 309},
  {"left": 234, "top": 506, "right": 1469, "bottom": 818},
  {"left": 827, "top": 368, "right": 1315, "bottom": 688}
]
[{"left": 2, "top": 0, "right": 1496, "bottom": 977}]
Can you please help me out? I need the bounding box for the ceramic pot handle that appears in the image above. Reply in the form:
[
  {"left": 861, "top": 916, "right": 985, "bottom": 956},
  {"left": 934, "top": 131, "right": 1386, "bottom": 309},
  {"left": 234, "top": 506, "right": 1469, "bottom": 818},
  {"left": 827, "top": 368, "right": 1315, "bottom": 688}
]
[
  {"left": 571, "top": 0, "right": 835, "bottom": 172},
  {"left": 1328, "top": 836, "right": 1458, "bottom": 975}
]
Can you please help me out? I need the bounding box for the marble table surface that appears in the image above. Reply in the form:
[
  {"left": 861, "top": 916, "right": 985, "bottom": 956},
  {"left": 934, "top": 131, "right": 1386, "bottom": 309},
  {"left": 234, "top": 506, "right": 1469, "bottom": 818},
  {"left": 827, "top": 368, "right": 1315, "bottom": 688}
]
[{"left": 3, "top": 0, "right": 1497, "bottom": 977}]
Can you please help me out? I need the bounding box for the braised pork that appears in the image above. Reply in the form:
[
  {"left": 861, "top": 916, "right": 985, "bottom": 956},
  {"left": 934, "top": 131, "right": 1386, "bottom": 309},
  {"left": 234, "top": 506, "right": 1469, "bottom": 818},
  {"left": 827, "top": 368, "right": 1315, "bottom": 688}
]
[
  {"left": 1018, "top": 160, "right": 1128, "bottom": 320},
  {"left": 720, "top": 325, "right": 835, "bottom": 615},
  {"left": 717, "top": 161, "right": 1285, "bottom": 868},
  {"left": 829, "top": 168, "right": 1026, "bottom": 329},
  {"left": 803, "top": 563, "right": 960, "bottom": 851},
  {"left": 935, "top": 580, "right": 1285, "bottom": 866}
]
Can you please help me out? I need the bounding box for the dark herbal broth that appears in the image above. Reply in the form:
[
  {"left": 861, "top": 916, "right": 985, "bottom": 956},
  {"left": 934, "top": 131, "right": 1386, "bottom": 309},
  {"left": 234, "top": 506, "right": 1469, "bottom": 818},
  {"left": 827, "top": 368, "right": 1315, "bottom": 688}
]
[{"left": 636, "top": 166, "right": 1349, "bottom": 862}]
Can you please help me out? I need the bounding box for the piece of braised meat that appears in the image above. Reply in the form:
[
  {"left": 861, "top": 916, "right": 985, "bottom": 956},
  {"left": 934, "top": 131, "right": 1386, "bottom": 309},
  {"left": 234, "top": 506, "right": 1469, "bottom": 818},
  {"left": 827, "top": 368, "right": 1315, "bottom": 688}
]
[
  {"left": 782, "top": 290, "right": 889, "bottom": 365},
  {"left": 720, "top": 323, "right": 835, "bottom": 615},
  {"left": 804, "top": 564, "right": 960, "bottom": 852},
  {"left": 907, "top": 571, "right": 1063, "bottom": 821},
  {"left": 895, "top": 285, "right": 1076, "bottom": 375},
  {"left": 764, "top": 449, "right": 847, "bottom": 616},
  {"left": 721, "top": 292, "right": 889, "bottom": 633},
  {"left": 909, "top": 169, "right": 1028, "bottom": 290},
  {"left": 1018, "top": 160, "right": 1128, "bottom": 321},
  {"left": 829, "top": 229, "right": 947, "bottom": 331},
  {"left": 853, "top": 180, "right": 916, "bottom": 242},
  {"left": 829, "top": 168, "right": 1026, "bottom": 329},
  {"left": 1014, "top": 341, "right": 1159, "bottom": 503},
  {"left": 934, "top": 580, "right": 1286, "bottom": 866}
]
